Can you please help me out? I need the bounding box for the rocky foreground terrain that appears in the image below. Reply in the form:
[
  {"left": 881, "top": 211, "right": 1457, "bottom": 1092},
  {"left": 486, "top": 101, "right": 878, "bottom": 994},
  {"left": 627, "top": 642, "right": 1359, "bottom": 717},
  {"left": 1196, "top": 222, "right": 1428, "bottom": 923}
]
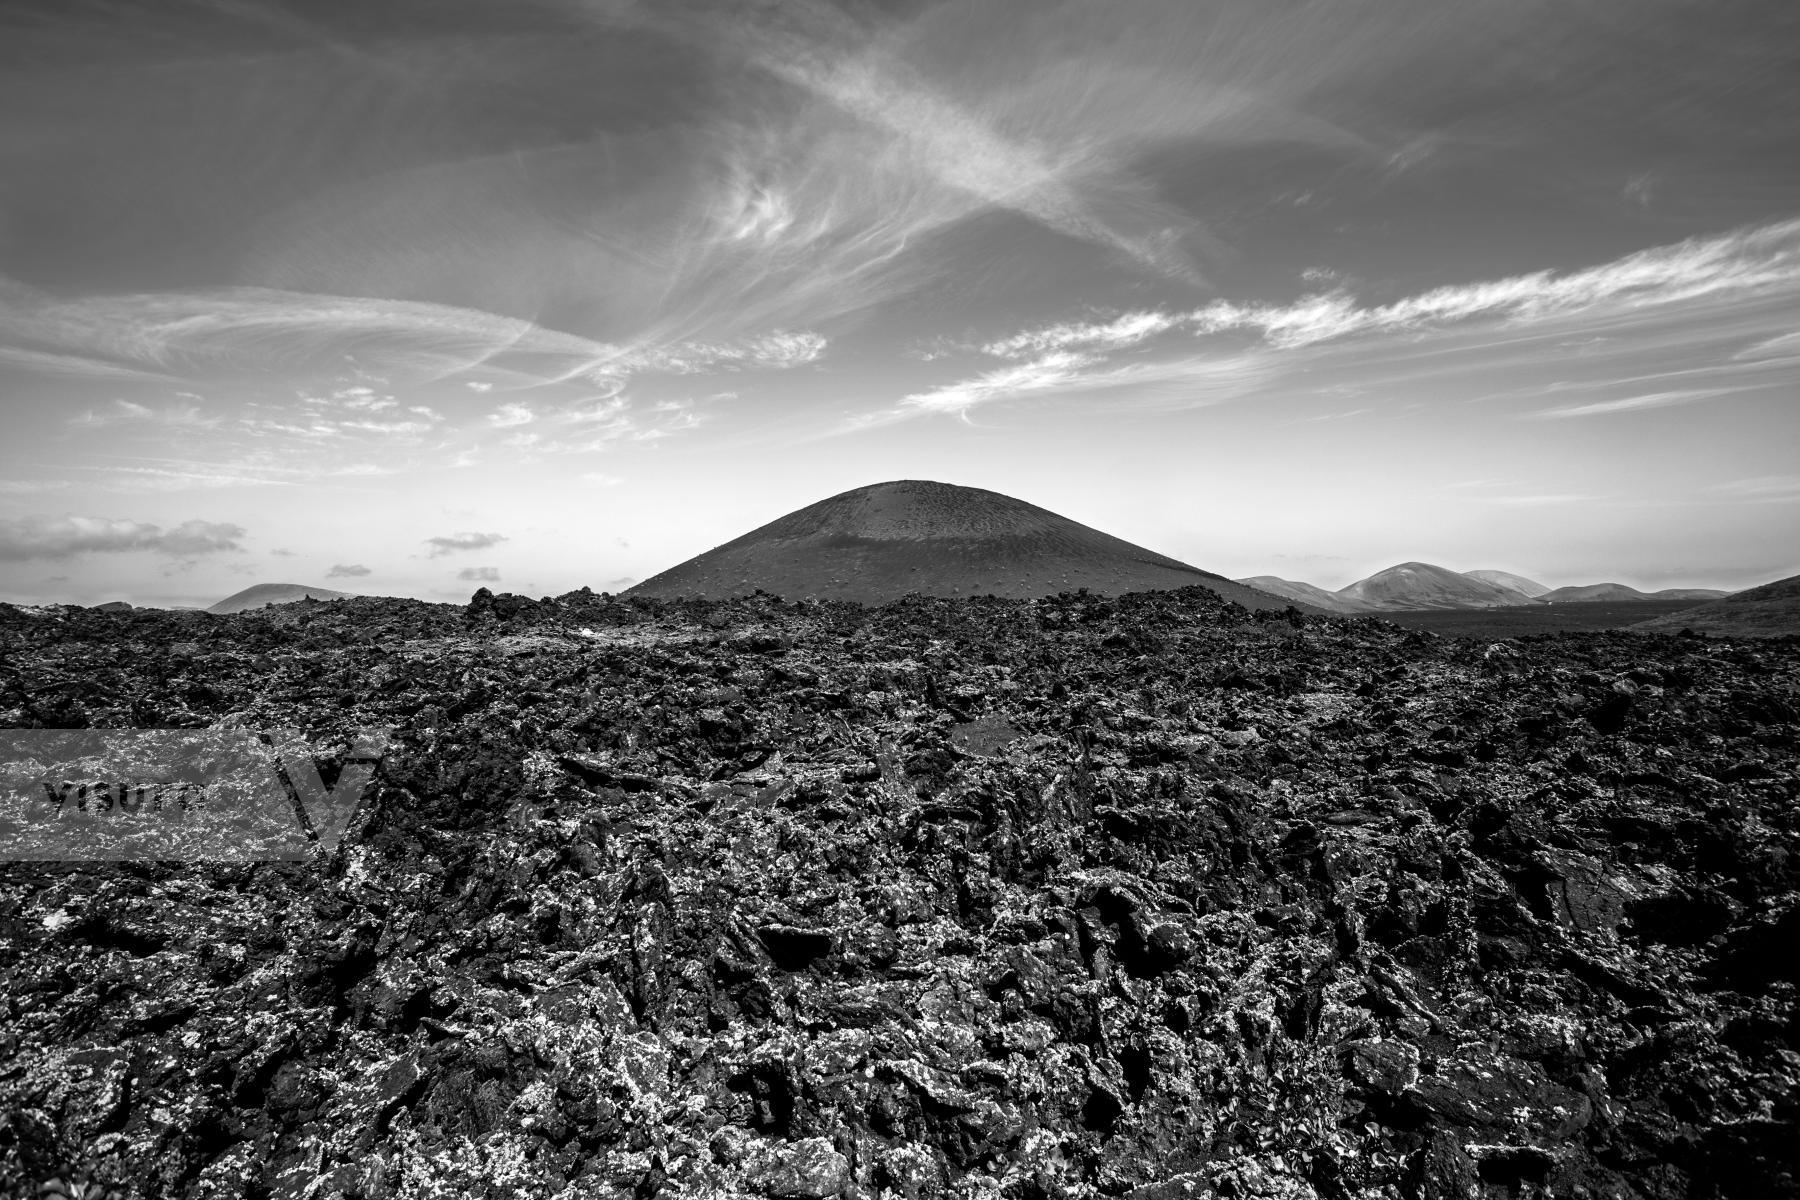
[{"left": 1, "top": 587, "right": 1797, "bottom": 1199}]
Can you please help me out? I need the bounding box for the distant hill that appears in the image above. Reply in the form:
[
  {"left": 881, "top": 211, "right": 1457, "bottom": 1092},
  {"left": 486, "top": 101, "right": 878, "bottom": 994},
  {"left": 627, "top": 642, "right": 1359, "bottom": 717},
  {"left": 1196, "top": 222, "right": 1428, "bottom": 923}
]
[
  {"left": 1541, "top": 582, "right": 1731, "bottom": 604},
  {"left": 207, "top": 583, "right": 352, "bottom": 614},
  {"left": 1647, "top": 587, "right": 1732, "bottom": 601},
  {"left": 1463, "top": 569, "right": 1550, "bottom": 598},
  {"left": 1633, "top": 573, "right": 1800, "bottom": 637},
  {"left": 1541, "top": 582, "right": 1650, "bottom": 603},
  {"left": 1336, "top": 562, "right": 1539, "bottom": 610},
  {"left": 1234, "top": 576, "right": 1372, "bottom": 614},
  {"left": 628, "top": 480, "right": 1306, "bottom": 611},
  {"left": 90, "top": 601, "right": 134, "bottom": 612}
]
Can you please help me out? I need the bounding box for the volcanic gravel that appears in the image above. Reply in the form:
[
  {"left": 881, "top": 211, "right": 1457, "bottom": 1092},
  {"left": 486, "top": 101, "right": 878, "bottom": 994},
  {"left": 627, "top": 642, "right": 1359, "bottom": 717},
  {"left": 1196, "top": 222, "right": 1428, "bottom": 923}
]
[{"left": 1, "top": 587, "right": 1797, "bottom": 1199}]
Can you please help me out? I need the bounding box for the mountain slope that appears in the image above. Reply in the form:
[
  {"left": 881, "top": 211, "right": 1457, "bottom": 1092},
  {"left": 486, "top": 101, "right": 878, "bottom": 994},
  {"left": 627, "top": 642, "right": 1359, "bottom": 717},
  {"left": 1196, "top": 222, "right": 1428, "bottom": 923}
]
[
  {"left": 1634, "top": 573, "right": 1800, "bottom": 636},
  {"left": 1337, "top": 562, "right": 1537, "bottom": 610},
  {"left": 208, "top": 583, "right": 352, "bottom": 614},
  {"left": 629, "top": 480, "right": 1304, "bottom": 610},
  {"left": 1235, "top": 576, "right": 1372, "bottom": 614},
  {"left": 1464, "top": 569, "right": 1550, "bottom": 598}
]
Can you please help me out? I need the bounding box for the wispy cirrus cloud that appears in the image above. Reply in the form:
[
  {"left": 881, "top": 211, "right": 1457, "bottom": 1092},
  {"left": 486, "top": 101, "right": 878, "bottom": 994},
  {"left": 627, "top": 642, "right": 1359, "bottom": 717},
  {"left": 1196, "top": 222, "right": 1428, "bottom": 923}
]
[
  {"left": 0, "top": 515, "right": 246, "bottom": 561},
  {"left": 1485, "top": 493, "right": 1604, "bottom": 506},
  {"left": 1530, "top": 386, "right": 1761, "bottom": 419},
  {"left": 882, "top": 216, "right": 1800, "bottom": 421},
  {"left": 1181, "top": 216, "right": 1800, "bottom": 348},
  {"left": 71, "top": 398, "right": 222, "bottom": 430},
  {"left": 894, "top": 347, "right": 1274, "bottom": 421},
  {"left": 1705, "top": 475, "right": 1800, "bottom": 502},
  {"left": 650, "top": 332, "right": 828, "bottom": 374},
  {"left": 1, "top": 281, "right": 830, "bottom": 393},
  {"left": 980, "top": 312, "right": 1181, "bottom": 359}
]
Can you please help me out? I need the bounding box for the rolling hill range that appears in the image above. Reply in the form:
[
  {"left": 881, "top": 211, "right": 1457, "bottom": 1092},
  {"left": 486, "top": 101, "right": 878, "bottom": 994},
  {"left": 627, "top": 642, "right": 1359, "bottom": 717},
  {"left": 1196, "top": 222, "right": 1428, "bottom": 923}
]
[
  {"left": 1237, "top": 564, "right": 1536, "bottom": 612},
  {"left": 1540, "top": 583, "right": 1730, "bottom": 604},
  {"left": 1241, "top": 564, "right": 1732, "bottom": 614},
  {"left": 207, "top": 583, "right": 352, "bottom": 614},
  {"left": 1336, "top": 561, "right": 1538, "bottom": 609},
  {"left": 1633, "top": 573, "right": 1800, "bottom": 637},
  {"left": 627, "top": 480, "right": 1303, "bottom": 610}
]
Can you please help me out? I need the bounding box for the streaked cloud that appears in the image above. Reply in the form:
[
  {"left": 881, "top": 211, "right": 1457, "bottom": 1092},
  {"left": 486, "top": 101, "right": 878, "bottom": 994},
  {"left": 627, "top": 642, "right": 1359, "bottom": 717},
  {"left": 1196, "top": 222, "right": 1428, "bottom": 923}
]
[
  {"left": 981, "top": 312, "right": 1180, "bottom": 359},
  {"left": 652, "top": 332, "right": 828, "bottom": 374},
  {"left": 326, "top": 563, "right": 371, "bottom": 578},
  {"left": 1184, "top": 217, "right": 1800, "bottom": 348},
  {"left": 0, "top": 516, "right": 246, "bottom": 561},
  {"left": 902, "top": 351, "right": 1096, "bottom": 417},
  {"left": 456, "top": 566, "right": 500, "bottom": 582},
  {"left": 1706, "top": 475, "right": 1800, "bottom": 502},
  {"left": 886, "top": 216, "right": 1800, "bottom": 420},
  {"left": 1485, "top": 493, "right": 1604, "bottom": 506},
  {"left": 1531, "top": 386, "right": 1760, "bottom": 419},
  {"left": 70, "top": 398, "right": 221, "bottom": 430},
  {"left": 0, "top": 281, "right": 829, "bottom": 392},
  {"left": 1734, "top": 332, "right": 1800, "bottom": 363}
]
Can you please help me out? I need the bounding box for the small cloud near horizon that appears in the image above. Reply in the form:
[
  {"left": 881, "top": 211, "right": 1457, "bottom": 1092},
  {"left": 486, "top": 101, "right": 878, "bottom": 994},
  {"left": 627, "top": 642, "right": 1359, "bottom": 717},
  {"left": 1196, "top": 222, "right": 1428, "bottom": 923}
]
[
  {"left": 0, "top": 515, "right": 246, "bottom": 562},
  {"left": 428, "top": 531, "right": 507, "bottom": 557},
  {"left": 457, "top": 566, "right": 500, "bottom": 581},
  {"left": 327, "top": 563, "right": 371, "bottom": 578}
]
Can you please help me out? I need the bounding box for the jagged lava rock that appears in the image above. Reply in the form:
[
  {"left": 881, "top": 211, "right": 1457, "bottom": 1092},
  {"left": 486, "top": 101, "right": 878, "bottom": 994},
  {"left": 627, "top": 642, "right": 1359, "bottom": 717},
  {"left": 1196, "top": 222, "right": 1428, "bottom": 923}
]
[{"left": 1, "top": 587, "right": 1796, "bottom": 1199}]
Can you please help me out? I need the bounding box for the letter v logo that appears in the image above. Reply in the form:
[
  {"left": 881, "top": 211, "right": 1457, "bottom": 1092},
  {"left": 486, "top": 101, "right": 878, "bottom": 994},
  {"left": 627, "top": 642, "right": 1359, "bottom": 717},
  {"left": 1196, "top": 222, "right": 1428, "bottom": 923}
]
[{"left": 268, "top": 728, "right": 391, "bottom": 854}]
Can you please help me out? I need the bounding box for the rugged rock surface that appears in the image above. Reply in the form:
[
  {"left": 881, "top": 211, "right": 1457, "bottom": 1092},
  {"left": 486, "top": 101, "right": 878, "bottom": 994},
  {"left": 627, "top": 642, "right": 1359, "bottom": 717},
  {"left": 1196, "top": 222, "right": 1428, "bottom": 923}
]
[
  {"left": 1, "top": 588, "right": 1797, "bottom": 1199},
  {"left": 628, "top": 481, "right": 1300, "bottom": 611}
]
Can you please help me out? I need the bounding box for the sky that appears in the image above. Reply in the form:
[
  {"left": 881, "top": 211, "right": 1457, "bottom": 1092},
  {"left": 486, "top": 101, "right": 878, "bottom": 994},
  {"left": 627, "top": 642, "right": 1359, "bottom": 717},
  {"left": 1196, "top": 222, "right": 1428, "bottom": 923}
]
[{"left": 1, "top": 0, "right": 1797, "bottom": 607}]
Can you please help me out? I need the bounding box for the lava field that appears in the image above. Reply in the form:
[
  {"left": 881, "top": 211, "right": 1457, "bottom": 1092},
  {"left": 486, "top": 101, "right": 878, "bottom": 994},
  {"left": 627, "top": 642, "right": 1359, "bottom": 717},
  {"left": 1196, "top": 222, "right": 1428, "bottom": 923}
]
[{"left": 1, "top": 587, "right": 1797, "bottom": 1199}]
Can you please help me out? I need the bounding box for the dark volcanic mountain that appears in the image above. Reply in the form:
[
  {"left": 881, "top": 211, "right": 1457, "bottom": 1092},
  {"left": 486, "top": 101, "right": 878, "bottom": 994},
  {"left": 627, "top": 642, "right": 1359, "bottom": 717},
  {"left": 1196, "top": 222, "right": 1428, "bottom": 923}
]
[
  {"left": 207, "top": 583, "right": 352, "bottom": 614},
  {"left": 1336, "top": 561, "right": 1537, "bottom": 610},
  {"left": 629, "top": 480, "right": 1301, "bottom": 610},
  {"left": 1634, "top": 572, "right": 1800, "bottom": 636}
]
